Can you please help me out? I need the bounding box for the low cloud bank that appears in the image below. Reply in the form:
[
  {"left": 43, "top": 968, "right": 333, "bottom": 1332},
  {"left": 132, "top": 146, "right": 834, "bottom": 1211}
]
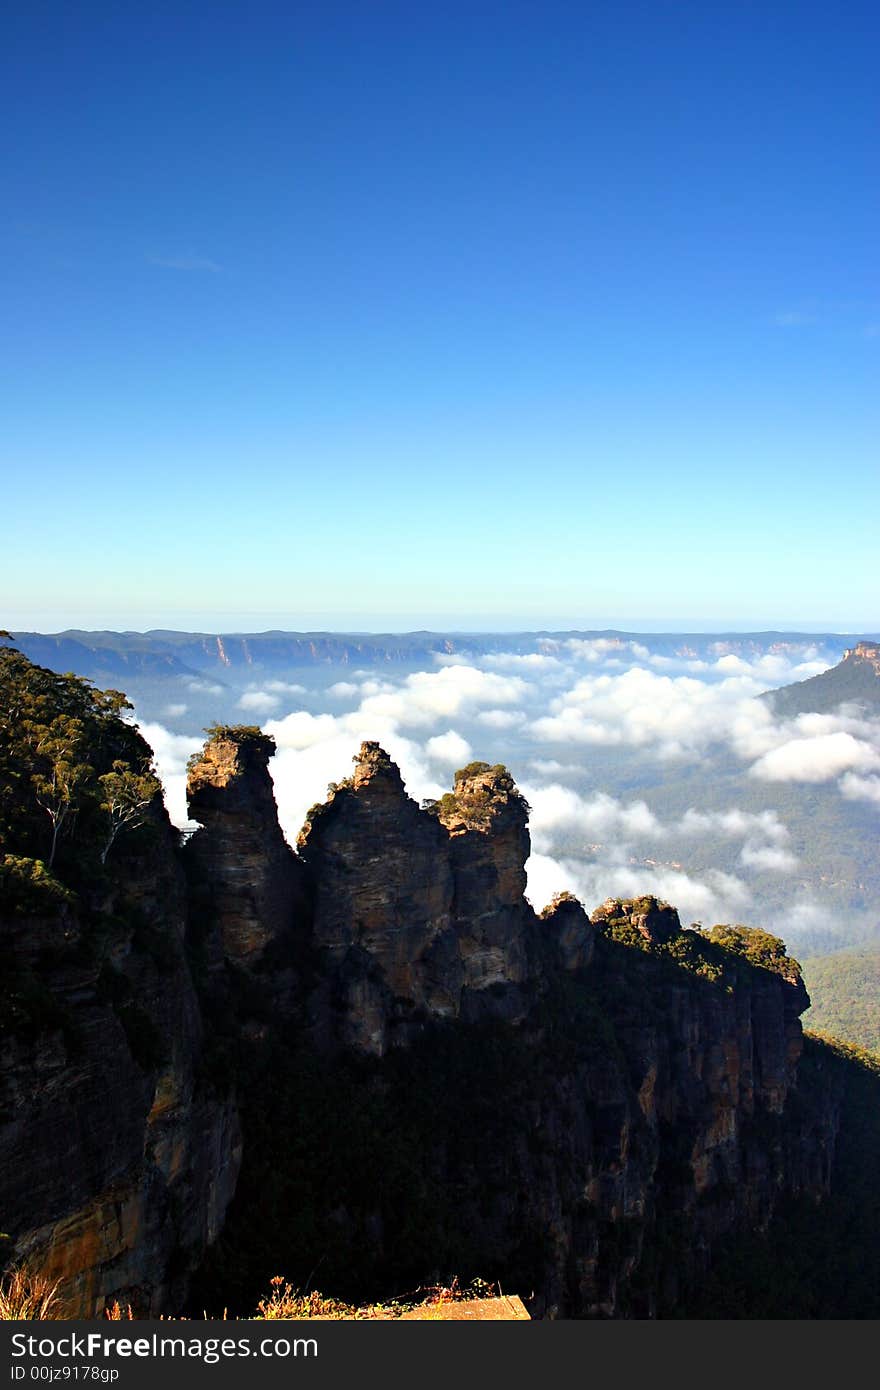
[
  {"left": 135, "top": 720, "right": 203, "bottom": 830},
  {"left": 134, "top": 636, "right": 877, "bottom": 948}
]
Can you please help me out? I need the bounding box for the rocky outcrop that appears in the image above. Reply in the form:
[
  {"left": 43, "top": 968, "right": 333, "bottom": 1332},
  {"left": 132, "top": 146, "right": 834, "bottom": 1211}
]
[
  {"left": 843, "top": 640, "right": 880, "bottom": 671},
  {"left": 540, "top": 892, "right": 596, "bottom": 972},
  {"left": 436, "top": 762, "right": 531, "bottom": 1012},
  {"left": 592, "top": 895, "right": 681, "bottom": 945},
  {"left": 185, "top": 728, "right": 307, "bottom": 1009},
  {"left": 296, "top": 746, "right": 535, "bottom": 1053},
  {"left": 296, "top": 743, "right": 456, "bottom": 1052}
]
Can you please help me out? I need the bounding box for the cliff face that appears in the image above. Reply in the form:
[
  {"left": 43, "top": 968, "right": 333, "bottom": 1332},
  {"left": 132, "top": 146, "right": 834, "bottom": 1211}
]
[
  {"left": 186, "top": 740, "right": 838, "bottom": 1317},
  {"left": 0, "top": 804, "right": 241, "bottom": 1317},
  {"left": 296, "top": 747, "right": 538, "bottom": 1053},
  {"left": 0, "top": 718, "right": 850, "bottom": 1318},
  {"left": 185, "top": 729, "right": 308, "bottom": 1012}
]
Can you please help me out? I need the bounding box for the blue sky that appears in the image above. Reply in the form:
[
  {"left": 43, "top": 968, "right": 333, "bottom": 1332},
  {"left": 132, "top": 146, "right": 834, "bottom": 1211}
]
[{"left": 2, "top": 0, "right": 878, "bottom": 633}]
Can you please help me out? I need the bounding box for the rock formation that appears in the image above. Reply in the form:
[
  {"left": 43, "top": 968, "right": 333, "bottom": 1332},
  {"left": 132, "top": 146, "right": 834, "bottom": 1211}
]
[
  {"left": 185, "top": 726, "right": 307, "bottom": 1011},
  {"left": 295, "top": 746, "right": 537, "bottom": 1052},
  {"left": 0, "top": 711, "right": 858, "bottom": 1318}
]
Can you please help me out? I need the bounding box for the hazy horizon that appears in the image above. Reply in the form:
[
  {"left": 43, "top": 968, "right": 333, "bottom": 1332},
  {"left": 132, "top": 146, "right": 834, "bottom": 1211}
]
[{"left": 6, "top": 613, "right": 879, "bottom": 638}]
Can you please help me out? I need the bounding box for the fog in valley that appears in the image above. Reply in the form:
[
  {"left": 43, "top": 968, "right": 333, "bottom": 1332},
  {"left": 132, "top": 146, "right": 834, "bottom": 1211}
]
[{"left": 124, "top": 632, "right": 880, "bottom": 956}]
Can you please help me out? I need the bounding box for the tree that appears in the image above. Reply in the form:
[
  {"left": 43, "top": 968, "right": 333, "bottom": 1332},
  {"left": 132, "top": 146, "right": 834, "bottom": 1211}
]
[
  {"left": 98, "top": 759, "right": 161, "bottom": 864},
  {"left": 26, "top": 716, "right": 94, "bottom": 868}
]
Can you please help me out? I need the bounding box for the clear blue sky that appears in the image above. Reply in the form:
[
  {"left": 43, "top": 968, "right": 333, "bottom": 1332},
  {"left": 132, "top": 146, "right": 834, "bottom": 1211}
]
[{"left": 2, "top": 0, "right": 877, "bottom": 632}]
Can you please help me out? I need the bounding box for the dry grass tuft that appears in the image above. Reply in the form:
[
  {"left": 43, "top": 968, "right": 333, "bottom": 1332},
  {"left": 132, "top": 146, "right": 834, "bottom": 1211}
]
[
  {"left": 0, "top": 1265, "right": 64, "bottom": 1320},
  {"left": 254, "top": 1274, "right": 496, "bottom": 1320}
]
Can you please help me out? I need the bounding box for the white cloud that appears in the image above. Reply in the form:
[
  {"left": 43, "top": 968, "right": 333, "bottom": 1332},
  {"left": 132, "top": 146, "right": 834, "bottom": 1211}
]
[
  {"left": 265, "top": 710, "right": 341, "bottom": 750},
  {"left": 482, "top": 652, "right": 562, "bottom": 670},
  {"left": 840, "top": 772, "right": 880, "bottom": 805},
  {"left": 135, "top": 719, "right": 203, "bottom": 830},
  {"left": 163, "top": 702, "right": 188, "bottom": 718},
  {"left": 739, "top": 844, "right": 799, "bottom": 872},
  {"left": 750, "top": 731, "right": 880, "bottom": 783},
  {"left": 356, "top": 664, "right": 528, "bottom": 728},
  {"left": 265, "top": 680, "right": 306, "bottom": 695},
  {"left": 675, "top": 807, "right": 790, "bottom": 844},
  {"left": 238, "top": 690, "right": 281, "bottom": 713},
  {"left": 186, "top": 679, "right": 224, "bottom": 696},
  {"left": 524, "top": 853, "right": 584, "bottom": 911},
  {"left": 524, "top": 851, "right": 752, "bottom": 928},
  {"left": 365, "top": 678, "right": 398, "bottom": 695},
  {"left": 532, "top": 667, "right": 762, "bottom": 759},
  {"left": 524, "top": 784, "right": 662, "bottom": 852},
  {"left": 132, "top": 635, "right": 874, "bottom": 952},
  {"left": 715, "top": 654, "right": 753, "bottom": 675},
  {"left": 425, "top": 730, "right": 473, "bottom": 766},
  {"left": 476, "top": 708, "right": 528, "bottom": 729}
]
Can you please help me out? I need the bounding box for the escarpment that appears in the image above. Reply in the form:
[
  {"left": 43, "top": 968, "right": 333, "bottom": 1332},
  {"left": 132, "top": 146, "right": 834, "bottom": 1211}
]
[
  {"left": 181, "top": 738, "right": 839, "bottom": 1317},
  {"left": 0, "top": 671, "right": 867, "bottom": 1317},
  {"left": 0, "top": 796, "right": 241, "bottom": 1317}
]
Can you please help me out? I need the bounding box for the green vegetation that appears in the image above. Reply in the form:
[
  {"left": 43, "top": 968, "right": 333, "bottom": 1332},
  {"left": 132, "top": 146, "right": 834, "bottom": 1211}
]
[
  {"left": 454, "top": 761, "right": 494, "bottom": 779},
  {"left": 595, "top": 906, "right": 801, "bottom": 989},
  {"left": 0, "top": 855, "right": 75, "bottom": 916},
  {"left": 764, "top": 646, "right": 880, "bottom": 719},
  {"left": 0, "top": 645, "right": 180, "bottom": 1077},
  {"left": 802, "top": 948, "right": 880, "bottom": 1054},
  {"left": 702, "top": 923, "right": 801, "bottom": 979},
  {"left": 191, "top": 724, "right": 276, "bottom": 763},
  {"left": 0, "top": 643, "right": 160, "bottom": 885},
  {"left": 424, "top": 761, "right": 526, "bottom": 828}
]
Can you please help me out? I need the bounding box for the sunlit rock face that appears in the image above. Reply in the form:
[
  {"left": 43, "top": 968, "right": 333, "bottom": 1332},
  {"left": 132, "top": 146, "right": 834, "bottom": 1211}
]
[
  {"left": 437, "top": 761, "right": 531, "bottom": 999},
  {"left": 186, "top": 728, "right": 306, "bottom": 979},
  {"left": 296, "top": 745, "right": 538, "bottom": 1053},
  {"left": 297, "top": 742, "right": 457, "bottom": 1053}
]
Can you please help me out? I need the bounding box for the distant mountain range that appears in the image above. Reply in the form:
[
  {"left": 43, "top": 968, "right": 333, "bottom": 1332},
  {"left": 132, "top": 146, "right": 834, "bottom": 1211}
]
[
  {"left": 6, "top": 627, "right": 876, "bottom": 687},
  {"left": 765, "top": 641, "right": 880, "bottom": 717}
]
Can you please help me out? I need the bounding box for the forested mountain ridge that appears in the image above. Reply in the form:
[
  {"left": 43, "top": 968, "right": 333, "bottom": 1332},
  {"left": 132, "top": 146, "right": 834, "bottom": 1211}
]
[
  {"left": 802, "top": 948, "right": 880, "bottom": 1055},
  {"left": 764, "top": 641, "right": 880, "bottom": 717},
  {"left": 2, "top": 643, "right": 879, "bottom": 1318}
]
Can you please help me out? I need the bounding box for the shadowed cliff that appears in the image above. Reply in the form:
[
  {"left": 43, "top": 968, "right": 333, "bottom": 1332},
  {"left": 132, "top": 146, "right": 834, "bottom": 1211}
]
[{"left": 2, "top": 654, "right": 877, "bottom": 1317}]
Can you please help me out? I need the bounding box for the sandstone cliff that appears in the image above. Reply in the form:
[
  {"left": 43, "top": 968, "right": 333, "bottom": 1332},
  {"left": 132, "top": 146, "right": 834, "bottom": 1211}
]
[
  {"left": 185, "top": 726, "right": 308, "bottom": 1014},
  {"left": 184, "top": 739, "right": 840, "bottom": 1317},
  {"left": 295, "top": 747, "right": 536, "bottom": 1053},
  {"left": 0, "top": 799, "right": 240, "bottom": 1316},
  {"left": 0, "top": 706, "right": 859, "bottom": 1318}
]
